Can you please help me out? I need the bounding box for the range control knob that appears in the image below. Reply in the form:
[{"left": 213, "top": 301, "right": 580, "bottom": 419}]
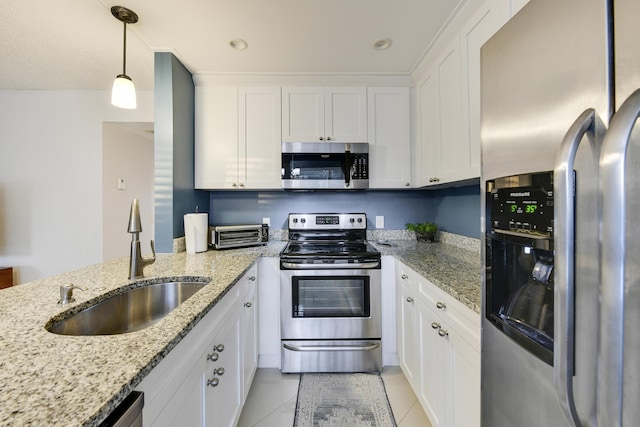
[
  {"left": 357, "top": 218, "right": 363, "bottom": 223},
  {"left": 350, "top": 218, "right": 355, "bottom": 223},
  {"left": 301, "top": 218, "right": 306, "bottom": 223},
  {"left": 293, "top": 218, "right": 298, "bottom": 223}
]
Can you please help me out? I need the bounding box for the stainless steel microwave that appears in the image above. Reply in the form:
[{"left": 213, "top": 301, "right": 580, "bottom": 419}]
[{"left": 281, "top": 142, "right": 369, "bottom": 190}]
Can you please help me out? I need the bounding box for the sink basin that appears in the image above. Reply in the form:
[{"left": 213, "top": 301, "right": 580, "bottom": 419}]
[{"left": 46, "top": 280, "right": 208, "bottom": 336}]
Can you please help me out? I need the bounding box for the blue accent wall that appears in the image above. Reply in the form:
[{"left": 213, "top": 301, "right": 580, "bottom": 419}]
[
  {"left": 154, "top": 52, "right": 208, "bottom": 252},
  {"left": 208, "top": 184, "right": 481, "bottom": 238}
]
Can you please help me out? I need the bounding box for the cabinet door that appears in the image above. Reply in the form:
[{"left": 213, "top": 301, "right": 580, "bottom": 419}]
[
  {"left": 241, "top": 281, "right": 258, "bottom": 401},
  {"left": 448, "top": 329, "right": 481, "bottom": 427},
  {"left": 417, "top": 298, "right": 447, "bottom": 427},
  {"left": 460, "top": 1, "right": 511, "bottom": 184},
  {"left": 195, "top": 86, "right": 239, "bottom": 189},
  {"left": 324, "top": 87, "right": 367, "bottom": 142},
  {"left": 367, "top": 87, "right": 411, "bottom": 188},
  {"left": 397, "top": 273, "right": 418, "bottom": 388},
  {"left": 437, "top": 40, "right": 467, "bottom": 184},
  {"left": 282, "top": 87, "right": 324, "bottom": 142},
  {"left": 238, "top": 87, "right": 282, "bottom": 189},
  {"left": 204, "top": 313, "right": 242, "bottom": 427},
  {"left": 148, "top": 357, "right": 205, "bottom": 427},
  {"left": 416, "top": 71, "right": 441, "bottom": 187}
]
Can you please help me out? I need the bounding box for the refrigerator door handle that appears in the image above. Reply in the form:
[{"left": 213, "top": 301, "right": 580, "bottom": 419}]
[
  {"left": 554, "top": 108, "right": 596, "bottom": 427},
  {"left": 598, "top": 88, "right": 640, "bottom": 426}
]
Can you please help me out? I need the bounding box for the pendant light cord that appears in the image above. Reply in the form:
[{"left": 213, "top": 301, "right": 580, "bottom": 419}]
[{"left": 122, "top": 20, "right": 127, "bottom": 76}]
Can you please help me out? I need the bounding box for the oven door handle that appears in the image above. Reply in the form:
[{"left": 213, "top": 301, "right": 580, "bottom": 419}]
[
  {"left": 281, "top": 261, "right": 380, "bottom": 269},
  {"left": 283, "top": 343, "right": 381, "bottom": 352}
]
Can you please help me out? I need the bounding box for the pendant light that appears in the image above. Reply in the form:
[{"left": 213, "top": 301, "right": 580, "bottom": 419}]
[{"left": 111, "top": 6, "right": 138, "bottom": 109}]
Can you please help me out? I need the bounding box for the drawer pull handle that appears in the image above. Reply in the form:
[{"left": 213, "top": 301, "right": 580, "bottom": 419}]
[
  {"left": 438, "top": 328, "right": 449, "bottom": 337},
  {"left": 436, "top": 302, "right": 446, "bottom": 310},
  {"left": 212, "top": 367, "right": 225, "bottom": 376},
  {"left": 431, "top": 322, "right": 441, "bottom": 330},
  {"left": 214, "top": 344, "right": 225, "bottom": 352},
  {"left": 249, "top": 276, "right": 256, "bottom": 281},
  {"left": 406, "top": 297, "right": 414, "bottom": 303},
  {"left": 207, "top": 352, "right": 219, "bottom": 362},
  {"left": 244, "top": 302, "right": 252, "bottom": 308},
  {"left": 401, "top": 274, "right": 408, "bottom": 280},
  {"left": 207, "top": 377, "right": 219, "bottom": 387}
]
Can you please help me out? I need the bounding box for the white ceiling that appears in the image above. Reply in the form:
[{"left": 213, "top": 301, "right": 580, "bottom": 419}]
[{"left": 0, "top": 0, "right": 463, "bottom": 91}]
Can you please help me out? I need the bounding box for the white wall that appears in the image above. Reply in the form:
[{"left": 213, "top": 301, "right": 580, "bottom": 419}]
[
  {"left": 102, "top": 123, "right": 154, "bottom": 262},
  {"left": 0, "top": 90, "right": 153, "bottom": 284}
]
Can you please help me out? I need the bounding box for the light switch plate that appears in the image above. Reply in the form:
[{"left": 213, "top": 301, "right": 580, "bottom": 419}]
[
  {"left": 117, "top": 177, "right": 126, "bottom": 190},
  {"left": 376, "top": 216, "right": 384, "bottom": 229}
]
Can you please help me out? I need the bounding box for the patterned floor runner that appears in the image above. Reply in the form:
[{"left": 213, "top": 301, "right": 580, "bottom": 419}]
[{"left": 293, "top": 373, "right": 397, "bottom": 427}]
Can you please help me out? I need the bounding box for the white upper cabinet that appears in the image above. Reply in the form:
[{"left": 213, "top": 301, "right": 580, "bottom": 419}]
[
  {"left": 195, "top": 86, "right": 281, "bottom": 189},
  {"left": 282, "top": 86, "right": 367, "bottom": 143},
  {"left": 367, "top": 87, "right": 412, "bottom": 188},
  {"left": 413, "top": 0, "right": 512, "bottom": 187}
]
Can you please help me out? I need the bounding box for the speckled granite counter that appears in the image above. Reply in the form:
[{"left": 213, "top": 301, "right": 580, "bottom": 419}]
[
  {"left": 0, "top": 242, "right": 284, "bottom": 427},
  {"left": 0, "top": 238, "right": 479, "bottom": 427},
  {"left": 372, "top": 240, "right": 482, "bottom": 313}
]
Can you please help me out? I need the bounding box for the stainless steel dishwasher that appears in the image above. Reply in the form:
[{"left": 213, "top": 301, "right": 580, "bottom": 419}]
[{"left": 99, "top": 391, "right": 144, "bottom": 427}]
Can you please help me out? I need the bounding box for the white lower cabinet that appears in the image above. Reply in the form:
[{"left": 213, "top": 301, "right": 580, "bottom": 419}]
[
  {"left": 136, "top": 264, "right": 258, "bottom": 427},
  {"left": 396, "top": 260, "right": 480, "bottom": 427}
]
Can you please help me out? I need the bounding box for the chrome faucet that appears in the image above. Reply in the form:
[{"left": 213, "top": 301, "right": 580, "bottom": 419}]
[{"left": 127, "top": 199, "right": 156, "bottom": 279}]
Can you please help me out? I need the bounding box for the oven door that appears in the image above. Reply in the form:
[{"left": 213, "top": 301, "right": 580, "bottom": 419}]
[{"left": 280, "top": 268, "right": 382, "bottom": 340}]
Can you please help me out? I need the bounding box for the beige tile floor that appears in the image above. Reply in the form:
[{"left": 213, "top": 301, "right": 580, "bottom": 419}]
[{"left": 237, "top": 366, "right": 432, "bottom": 427}]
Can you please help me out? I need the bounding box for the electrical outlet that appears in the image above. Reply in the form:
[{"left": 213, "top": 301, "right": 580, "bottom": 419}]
[
  {"left": 376, "top": 216, "right": 384, "bottom": 229},
  {"left": 262, "top": 217, "right": 270, "bottom": 226}
]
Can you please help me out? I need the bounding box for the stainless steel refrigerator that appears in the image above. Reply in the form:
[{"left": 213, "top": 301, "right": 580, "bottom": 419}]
[{"left": 481, "top": 0, "right": 640, "bottom": 425}]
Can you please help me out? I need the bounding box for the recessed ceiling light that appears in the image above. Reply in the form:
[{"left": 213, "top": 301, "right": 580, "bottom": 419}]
[
  {"left": 373, "top": 38, "right": 392, "bottom": 50},
  {"left": 229, "top": 39, "right": 248, "bottom": 50}
]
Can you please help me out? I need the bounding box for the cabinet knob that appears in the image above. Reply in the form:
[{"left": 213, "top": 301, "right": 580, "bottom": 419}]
[
  {"left": 212, "top": 367, "right": 225, "bottom": 376},
  {"left": 429, "top": 177, "right": 441, "bottom": 183},
  {"left": 244, "top": 301, "right": 252, "bottom": 308},
  {"left": 207, "top": 377, "right": 219, "bottom": 387},
  {"left": 438, "top": 328, "right": 449, "bottom": 337},
  {"left": 431, "top": 322, "right": 441, "bottom": 330},
  {"left": 406, "top": 297, "right": 414, "bottom": 303},
  {"left": 326, "top": 136, "right": 332, "bottom": 141},
  {"left": 249, "top": 276, "right": 256, "bottom": 281},
  {"left": 239, "top": 183, "right": 245, "bottom": 187},
  {"left": 207, "top": 352, "right": 219, "bottom": 362},
  {"left": 319, "top": 136, "right": 324, "bottom": 141},
  {"left": 232, "top": 183, "right": 238, "bottom": 187},
  {"left": 436, "top": 302, "right": 446, "bottom": 310},
  {"left": 401, "top": 274, "right": 408, "bottom": 280},
  {"left": 214, "top": 344, "right": 225, "bottom": 352},
  {"left": 405, "top": 182, "right": 410, "bottom": 187}
]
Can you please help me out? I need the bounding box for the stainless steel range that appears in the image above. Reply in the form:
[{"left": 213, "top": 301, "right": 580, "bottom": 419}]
[{"left": 280, "top": 213, "right": 382, "bottom": 373}]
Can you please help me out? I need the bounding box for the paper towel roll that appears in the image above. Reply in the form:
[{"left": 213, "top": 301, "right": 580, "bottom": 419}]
[{"left": 184, "top": 213, "right": 208, "bottom": 254}]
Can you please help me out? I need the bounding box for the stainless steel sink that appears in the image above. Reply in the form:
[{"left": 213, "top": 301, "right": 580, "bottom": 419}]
[{"left": 46, "top": 280, "right": 208, "bottom": 336}]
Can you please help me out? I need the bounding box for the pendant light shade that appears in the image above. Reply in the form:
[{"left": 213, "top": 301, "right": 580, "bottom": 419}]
[
  {"left": 111, "top": 6, "right": 138, "bottom": 109},
  {"left": 112, "top": 74, "right": 137, "bottom": 109}
]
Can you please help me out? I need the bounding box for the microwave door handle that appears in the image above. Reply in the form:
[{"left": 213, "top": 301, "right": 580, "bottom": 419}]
[
  {"left": 599, "top": 88, "right": 640, "bottom": 426},
  {"left": 344, "top": 149, "right": 351, "bottom": 187},
  {"left": 554, "top": 108, "right": 595, "bottom": 427}
]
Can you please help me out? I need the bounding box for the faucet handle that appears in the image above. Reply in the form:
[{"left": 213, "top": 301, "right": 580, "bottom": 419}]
[{"left": 58, "top": 284, "right": 87, "bottom": 305}]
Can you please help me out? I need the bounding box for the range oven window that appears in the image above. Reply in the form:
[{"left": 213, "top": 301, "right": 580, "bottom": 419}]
[{"left": 291, "top": 276, "right": 370, "bottom": 318}]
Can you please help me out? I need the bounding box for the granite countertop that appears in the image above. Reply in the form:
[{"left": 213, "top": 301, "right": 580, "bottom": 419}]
[
  {"left": 0, "top": 242, "right": 284, "bottom": 427},
  {"left": 0, "top": 238, "right": 479, "bottom": 426},
  {"left": 372, "top": 240, "right": 482, "bottom": 313}
]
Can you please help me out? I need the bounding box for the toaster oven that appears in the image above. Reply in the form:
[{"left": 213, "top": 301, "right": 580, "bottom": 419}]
[{"left": 210, "top": 224, "right": 269, "bottom": 249}]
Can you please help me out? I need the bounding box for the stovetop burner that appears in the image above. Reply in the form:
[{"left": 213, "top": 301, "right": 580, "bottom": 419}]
[{"left": 280, "top": 213, "right": 380, "bottom": 262}]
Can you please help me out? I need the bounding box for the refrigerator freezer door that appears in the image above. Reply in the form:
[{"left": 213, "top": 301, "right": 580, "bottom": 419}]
[
  {"left": 608, "top": 1, "right": 640, "bottom": 425},
  {"left": 481, "top": 0, "right": 608, "bottom": 425}
]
